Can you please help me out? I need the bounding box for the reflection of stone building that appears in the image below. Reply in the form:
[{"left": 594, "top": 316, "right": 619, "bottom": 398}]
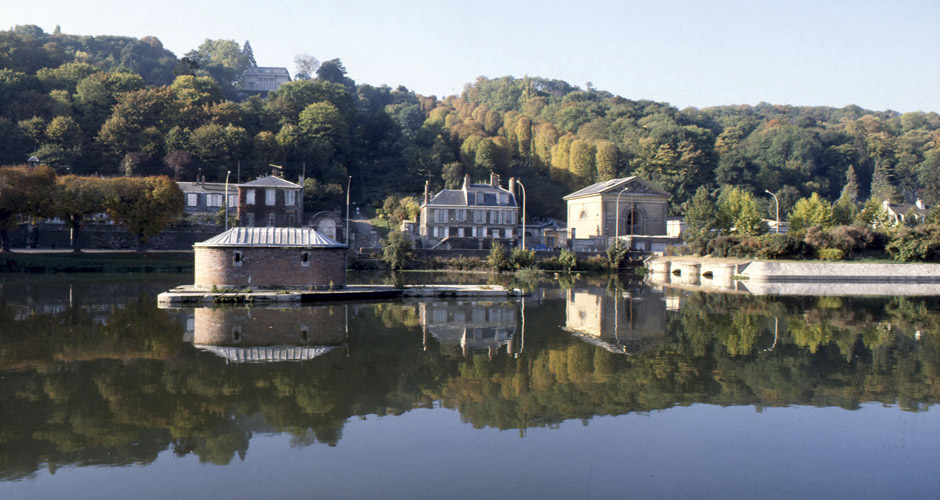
[
  {"left": 191, "top": 306, "right": 347, "bottom": 363},
  {"left": 417, "top": 300, "right": 517, "bottom": 356},
  {"left": 563, "top": 288, "right": 666, "bottom": 354}
]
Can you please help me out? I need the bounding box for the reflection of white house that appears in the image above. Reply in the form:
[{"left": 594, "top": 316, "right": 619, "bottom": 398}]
[
  {"left": 563, "top": 288, "right": 666, "bottom": 354},
  {"left": 418, "top": 300, "right": 517, "bottom": 357}
]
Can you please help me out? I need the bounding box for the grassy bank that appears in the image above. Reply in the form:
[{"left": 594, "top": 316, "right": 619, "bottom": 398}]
[{"left": 0, "top": 252, "right": 194, "bottom": 273}]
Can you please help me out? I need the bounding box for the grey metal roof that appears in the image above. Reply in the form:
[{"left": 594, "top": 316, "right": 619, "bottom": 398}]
[
  {"left": 424, "top": 184, "right": 517, "bottom": 207},
  {"left": 239, "top": 175, "right": 301, "bottom": 188},
  {"left": 563, "top": 177, "right": 669, "bottom": 199},
  {"left": 194, "top": 227, "right": 346, "bottom": 248},
  {"left": 195, "top": 345, "right": 336, "bottom": 363},
  {"left": 176, "top": 181, "right": 235, "bottom": 195}
]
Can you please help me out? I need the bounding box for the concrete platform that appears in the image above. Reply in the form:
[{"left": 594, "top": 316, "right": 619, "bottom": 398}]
[{"left": 157, "top": 284, "right": 525, "bottom": 307}]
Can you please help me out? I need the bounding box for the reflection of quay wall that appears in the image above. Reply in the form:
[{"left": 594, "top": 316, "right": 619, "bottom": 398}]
[
  {"left": 193, "top": 306, "right": 347, "bottom": 346},
  {"left": 647, "top": 257, "right": 940, "bottom": 284},
  {"left": 565, "top": 288, "right": 666, "bottom": 340},
  {"left": 418, "top": 301, "right": 516, "bottom": 352}
]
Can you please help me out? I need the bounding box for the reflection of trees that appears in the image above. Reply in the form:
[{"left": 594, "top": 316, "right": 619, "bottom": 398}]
[{"left": 0, "top": 286, "right": 938, "bottom": 479}]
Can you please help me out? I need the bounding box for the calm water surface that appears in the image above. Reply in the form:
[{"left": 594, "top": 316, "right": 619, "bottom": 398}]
[{"left": 0, "top": 273, "right": 938, "bottom": 500}]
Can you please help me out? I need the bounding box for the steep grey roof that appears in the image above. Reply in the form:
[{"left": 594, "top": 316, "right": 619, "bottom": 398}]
[
  {"left": 239, "top": 175, "right": 301, "bottom": 188},
  {"left": 424, "top": 184, "right": 517, "bottom": 208},
  {"left": 427, "top": 189, "right": 467, "bottom": 206},
  {"left": 194, "top": 227, "right": 346, "bottom": 248},
  {"left": 176, "top": 181, "right": 234, "bottom": 195},
  {"left": 563, "top": 177, "right": 669, "bottom": 199}
]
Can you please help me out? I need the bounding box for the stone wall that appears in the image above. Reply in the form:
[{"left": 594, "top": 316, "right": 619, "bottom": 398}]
[
  {"left": 7, "top": 223, "right": 224, "bottom": 250},
  {"left": 194, "top": 247, "right": 346, "bottom": 289}
]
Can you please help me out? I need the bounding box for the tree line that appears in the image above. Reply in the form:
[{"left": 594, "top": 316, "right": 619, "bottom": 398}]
[
  {"left": 1, "top": 25, "right": 938, "bottom": 222},
  {"left": 0, "top": 165, "right": 183, "bottom": 251}
]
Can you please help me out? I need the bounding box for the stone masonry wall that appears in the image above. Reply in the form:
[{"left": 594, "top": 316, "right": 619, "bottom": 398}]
[{"left": 194, "top": 247, "right": 346, "bottom": 289}]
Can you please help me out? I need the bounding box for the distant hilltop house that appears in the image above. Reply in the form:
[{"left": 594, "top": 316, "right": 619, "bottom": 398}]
[
  {"left": 564, "top": 176, "right": 679, "bottom": 253},
  {"left": 237, "top": 174, "right": 304, "bottom": 228},
  {"left": 177, "top": 179, "right": 237, "bottom": 223},
  {"left": 881, "top": 198, "right": 929, "bottom": 225},
  {"left": 241, "top": 67, "right": 291, "bottom": 93},
  {"left": 418, "top": 173, "right": 520, "bottom": 249}
]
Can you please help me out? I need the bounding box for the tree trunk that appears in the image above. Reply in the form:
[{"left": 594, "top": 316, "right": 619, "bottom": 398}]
[
  {"left": 0, "top": 229, "right": 9, "bottom": 252},
  {"left": 136, "top": 233, "right": 145, "bottom": 252},
  {"left": 70, "top": 218, "right": 82, "bottom": 253}
]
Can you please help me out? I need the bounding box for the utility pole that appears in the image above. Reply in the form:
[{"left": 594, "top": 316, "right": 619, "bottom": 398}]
[
  {"left": 517, "top": 180, "right": 527, "bottom": 250},
  {"left": 224, "top": 170, "right": 231, "bottom": 231},
  {"left": 345, "top": 175, "right": 352, "bottom": 244}
]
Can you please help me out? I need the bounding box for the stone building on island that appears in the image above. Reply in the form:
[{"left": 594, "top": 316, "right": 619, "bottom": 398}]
[{"left": 193, "top": 227, "right": 346, "bottom": 290}]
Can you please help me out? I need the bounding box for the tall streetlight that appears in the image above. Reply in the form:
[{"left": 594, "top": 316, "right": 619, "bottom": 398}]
[
  {"left": 516, "top": 180, "right": 526, "bottom": 249},
  {"left": 345, "top": 175, "right": 352, "bottom": 244},
  {"left": 615, "top": 185, "right": 630, "bottom": 242},
  {"left": 765, "top": 189, "right": 779, "bottom": 234},
  {"left": 224, "top": 170, "right": 231, "bottom": 231}
]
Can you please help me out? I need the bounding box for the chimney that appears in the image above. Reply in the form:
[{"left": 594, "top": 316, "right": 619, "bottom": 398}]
[
  {"left": 489, "top": 172, "right": 497, "bottom": 186},
  {"left": 424, "top": 179, "right": 430, "bottom": 205},
  {"left": 508, "top": 177, "right": 516, "bottom": 197},
  {"left": 200, "top": 175, "right": 205, "bottom": 188},
  {"left": 463, "top": 174, "right": 470, "bottom": 190},
  {"left": 916, "top": 198, "right": 925, "bottom": 210}
]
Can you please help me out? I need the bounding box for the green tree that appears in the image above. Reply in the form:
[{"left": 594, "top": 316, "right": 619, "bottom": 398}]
[
  {"left": 683, "top": 186, "right": 725, "bottom": 253},
  {"left": 381, "top": 229, "right": 412, "bottom": 271},
  {"left": 788, "top": 193, "right": 834, "bottom": 232},
  {"left": 720, "top": 187, "right": 765, "bottom": 236},
  {"left": 488, "top": 241, "right": 511, "bottom": 272}
]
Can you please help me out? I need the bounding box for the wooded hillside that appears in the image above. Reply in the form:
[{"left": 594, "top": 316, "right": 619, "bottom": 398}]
[{"left": 2, "top": 25, "right": 937, "bottom": 219}]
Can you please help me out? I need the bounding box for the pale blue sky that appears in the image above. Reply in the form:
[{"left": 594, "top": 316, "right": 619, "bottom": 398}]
[{"left": 6, "top": 0, "right": 939, "bottom": 112}]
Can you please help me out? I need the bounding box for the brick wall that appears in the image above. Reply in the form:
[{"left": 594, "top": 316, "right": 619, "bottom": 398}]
[{"left": 194, "top": 247, "right": 346, "bottom": 289}]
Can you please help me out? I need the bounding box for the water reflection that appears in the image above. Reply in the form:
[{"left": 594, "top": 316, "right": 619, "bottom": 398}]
[
  {"left": 417, "top": 300, "right": 517, "bottom": 357},
  {"left": 563, "top": 287, "right": 667, "bottom": 354},
  {"left": 0, "top": 275, "right": 938, "bottom": 480},
  {"left": 190, "top": 306, "right": 348, "bottom": 363}
]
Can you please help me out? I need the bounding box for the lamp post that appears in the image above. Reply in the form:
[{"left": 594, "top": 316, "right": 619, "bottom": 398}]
[
  {"left": 345, "top": 175, "right": 351, "bottom": 244},
  {"left": 765, "top": 189, "right": 779, "bottom": 234},
  {"left": 224, "top": 170, "right": 231, "bottom": 231},
  {"left": 516, "top": 180, "right": 526, "bottom": 249},
  {"left": 615, "top": 185, "right": 630, "bottom": 242}
]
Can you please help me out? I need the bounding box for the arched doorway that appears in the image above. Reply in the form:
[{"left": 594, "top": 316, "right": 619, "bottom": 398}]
[{"left": 622, "top": 209, "right": 644, "bottom": 235}]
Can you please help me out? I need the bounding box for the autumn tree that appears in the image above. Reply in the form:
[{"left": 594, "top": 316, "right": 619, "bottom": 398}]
[
  {"left": 52, "top": 175, "right": 109, "bottom": 251},
  {"left": 788, "top": 193, "right": 834, "bottom": 232},
  {"left": 0, "top": 165, "right": 56, "bottom": 251},
  {"left": 105, "top": 176, "right": 183, "bottom": 251}
]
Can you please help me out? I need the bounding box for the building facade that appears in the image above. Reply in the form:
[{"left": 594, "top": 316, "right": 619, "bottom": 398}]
[
  {"left": 564, "top": 177, "right": 671, "bottom": 252},
  {"left": 193, "top": 227, "right": 346, "bottom": 290},
  {"left": 177, "top": 180, "right": 237, "bottom": 224},
  {"left": 237, "top": 175, "right": 303, "bottom": 228},
  {"left": 241, "top": 67, "right": 291, "bottom": 93},
  {"left": 418, "top": 173, "right": 520, "bottom": 249}
]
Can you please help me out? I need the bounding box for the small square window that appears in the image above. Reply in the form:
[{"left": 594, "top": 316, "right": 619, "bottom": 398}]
[
  {"left": 301, "top": 251, "right": 310, "bottom": 267},
  {"left": 233, "top": 251, "right": 243, "bottom": 266}
]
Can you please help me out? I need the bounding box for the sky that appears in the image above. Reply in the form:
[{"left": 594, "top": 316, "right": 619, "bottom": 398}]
[{"left": 5, "top": 0, "right": 939, "bottom": 112}]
